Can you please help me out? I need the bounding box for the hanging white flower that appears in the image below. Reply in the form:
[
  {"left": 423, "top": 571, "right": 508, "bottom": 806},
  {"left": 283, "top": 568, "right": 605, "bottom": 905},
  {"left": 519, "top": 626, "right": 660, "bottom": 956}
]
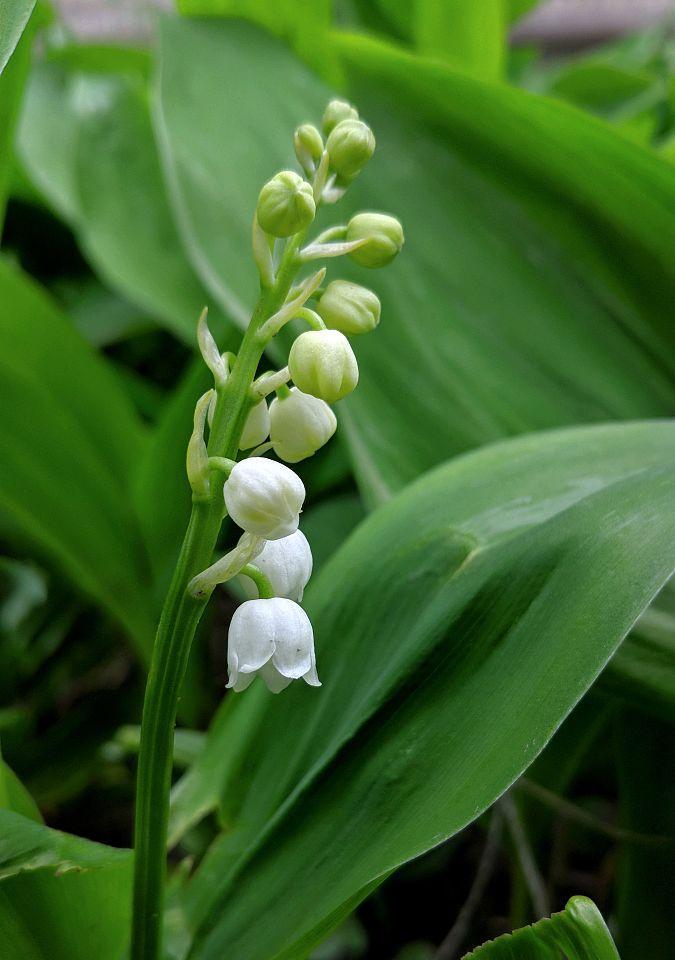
[
  {"left": 227, "top": 597, "right": 320, "bottom": 693},
  {"left": 240, "top": 530, "right": 313, "bottom": 602},
  {"left": 269, "top": 387, "right": 337, "bottom": 463},
  {"left": 223, "top": 457, "right": 305, "bottom": 540}
]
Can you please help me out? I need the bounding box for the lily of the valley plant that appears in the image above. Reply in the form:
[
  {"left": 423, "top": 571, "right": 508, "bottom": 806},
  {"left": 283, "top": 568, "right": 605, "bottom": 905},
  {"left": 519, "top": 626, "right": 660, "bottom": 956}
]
[{"left": 131, "top": 99, "right": 403, "bottom": 960}]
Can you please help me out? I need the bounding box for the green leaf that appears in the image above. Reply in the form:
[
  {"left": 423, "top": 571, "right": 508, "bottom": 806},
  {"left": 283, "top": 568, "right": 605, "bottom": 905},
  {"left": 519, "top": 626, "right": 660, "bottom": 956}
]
[
  {"left": 615, "top": 710, "right": 675, "bottom": 960},
  {"left": 0, "top": 3, "right": 34, "bottom": 232},
  {"left": 153, "top": 20, "right": 674, "bottom": 513},
  {"left": 299, "top": 493, "right": 365, "bottom": 572},
  {"left": 154, "top": 17, "right": 332, "bottom": 328},
  {"left": 601, "top": 582, "right": 675, "bottom": 721},
  {"left": 178, "top": 421, "right": 674, "bottom": 960},
  {"left": 0, "top": 259, "right": 155, "bottom": 657},
  {"left": 462, "top": 895, "right": 619, "bottom": 958},
  {"left": 506, "top": 0, "right": 540, "bottom": 23},
  {"left": 0, "top": 0, "right": 35, "bottom": 75},
  {"left": 17, "top": 57, "right": 235, "bottom": 344},
  {"left": 332, "top": 31, "right": 675, "bottom": 503},
  {"left": 414, "top": 0, "right": 505, "bottom": 81},
  {"left": 176, "top": 0, "right": 333, "bottom": 72},
  {"left": 0, "top": 757, "right": 42, "bottom": 823},
  {"left": 0, "top": 810, "right": 131, "bottom": 960}
]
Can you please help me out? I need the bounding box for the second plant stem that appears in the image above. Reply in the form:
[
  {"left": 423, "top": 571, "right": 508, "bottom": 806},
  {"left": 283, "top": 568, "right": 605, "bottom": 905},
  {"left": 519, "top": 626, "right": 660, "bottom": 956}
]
[{"left": 130, "top": 235, "right": 303, "bottom": 960}]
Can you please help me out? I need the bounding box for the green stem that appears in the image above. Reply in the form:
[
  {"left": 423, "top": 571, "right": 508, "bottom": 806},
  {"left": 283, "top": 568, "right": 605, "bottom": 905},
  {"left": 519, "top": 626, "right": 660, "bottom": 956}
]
[
  {"left": 131, "top": 235, "right": 303, "bottom": 960},
  {"left": 240, "top": 564, "right": 275, "bottom": 600}
]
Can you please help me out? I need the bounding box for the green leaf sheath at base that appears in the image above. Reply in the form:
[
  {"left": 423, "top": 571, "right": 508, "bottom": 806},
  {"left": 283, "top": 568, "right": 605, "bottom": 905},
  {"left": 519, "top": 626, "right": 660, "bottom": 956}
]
[
  {"left": 0, "top": 259, "right": 155, "bottom": 657},
  {"left": 462, "top": 895, "right": 619, "bottom": 958},
  {"left": 0, "top": 810, "right": 131, "bottom": 960},
  {"left": 175, "top": 422, "right": 674, "bottom": 960}
]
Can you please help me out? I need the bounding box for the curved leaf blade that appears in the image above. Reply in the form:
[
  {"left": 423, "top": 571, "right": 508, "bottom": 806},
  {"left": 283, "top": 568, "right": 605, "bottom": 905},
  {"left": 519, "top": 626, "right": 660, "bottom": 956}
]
[
  {"left": 180, "top": 422, "right": 675, "bottom": 959},
  {"left": 463, "top": 895, "right": 619, "bottom": 959},
  {"left": 0, "top": 0, "right": 35, "bottom": 75},
  {"left": 17, "top": 59, "right": 235, "bottom": 344},
  {"left": 0, "top": 810, "right": 131, "bottom": 960}
]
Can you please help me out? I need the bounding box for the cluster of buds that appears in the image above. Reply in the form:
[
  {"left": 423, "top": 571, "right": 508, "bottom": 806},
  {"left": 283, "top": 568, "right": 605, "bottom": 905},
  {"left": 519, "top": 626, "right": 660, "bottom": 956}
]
[{"left": 186, "top": 99, "right": 403, "bottom": 694}]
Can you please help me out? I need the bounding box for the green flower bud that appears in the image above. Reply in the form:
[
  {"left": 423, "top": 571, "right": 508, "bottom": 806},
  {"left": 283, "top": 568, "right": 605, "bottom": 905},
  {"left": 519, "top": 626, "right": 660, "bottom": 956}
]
[
  {"left": 317, "top": 280, "right": 381, "bottom": 335},
  {"left": 294, "top": 124, "right": 324, "bottom": 174},
  {"left": 270, "top": 387, "right": 337, "bottom": 463},
  {"left": 346, "top": 212, "right": 404, "bottom": 268},
  {"left": 322, "top": 98, "right": 358, "bottom": 136},
  {"left": 257, "top": 170, "right": 315, "bottom": 238},
  {"left": 288, "top": 330, "right": 359, "bottom": 403},
  {"left": 326, "top": 119, "right": 375, "bottom": 183}
]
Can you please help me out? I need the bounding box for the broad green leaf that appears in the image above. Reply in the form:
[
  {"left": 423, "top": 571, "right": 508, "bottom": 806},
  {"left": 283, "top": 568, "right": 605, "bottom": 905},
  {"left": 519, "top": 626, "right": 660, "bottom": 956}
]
[
  {"left": 0, "top": 810, "right": 131, "bottom": 960},
  {"left": 332, "top": 31, "right": 675, "bottom": 502},
  {"left": 601, "top": 583, "right": 675, "bottom": 721},
  {"left": 0, "top": 259, "right": 155, "bottom": 657},
  {"left": 154, "top": 17, "right": 332, "bottom": 326},
  {"left": 178, "top": 422, "right": 675, "bottom": 959},
  {"left": 176, "top": 0, "right": 334, "bottom": 72},
  {"left": 0, "top": 757, "right": 41, "bottom": 823},
  {"left": 154, "top": 20, "right": 674, "bottom": 514},
  {"left": 463, "top": 895, "right": 619, "bottom": 959},
  {"left": 0, "top": 4, "right": 34, "bottom": 232},
  {"left": 414, "top": 0, "right": 505, "bottom": 81},
  {"left": 615, "top": 710, "right": 675, "bottom": 960},
  {"left": 0, "top": 0, "right": 35, "bottom": 74},
  {"left": 17, "top": 58, "right": 235, "bottom": 344},
  {"left": 299, "top": 493, "right": 365, "bottom": 571}
]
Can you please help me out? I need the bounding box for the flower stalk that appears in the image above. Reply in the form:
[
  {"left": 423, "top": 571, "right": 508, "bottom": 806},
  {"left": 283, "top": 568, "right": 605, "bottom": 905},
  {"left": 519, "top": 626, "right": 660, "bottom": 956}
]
[{"left": 130, "top": 98, "right": 403, "bottom": 960}]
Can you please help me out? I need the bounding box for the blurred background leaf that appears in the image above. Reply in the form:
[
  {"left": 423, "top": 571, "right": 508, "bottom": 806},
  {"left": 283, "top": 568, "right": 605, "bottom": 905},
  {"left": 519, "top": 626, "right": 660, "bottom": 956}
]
[
  {"left": 0, "top": 258, "right": 155, "bottom": 658},
  {"left": 0, "top": 809, "right": 131, "bottom": 960},
  {"left": 16, "top": 53, "right": 238, "bottom": 345}
]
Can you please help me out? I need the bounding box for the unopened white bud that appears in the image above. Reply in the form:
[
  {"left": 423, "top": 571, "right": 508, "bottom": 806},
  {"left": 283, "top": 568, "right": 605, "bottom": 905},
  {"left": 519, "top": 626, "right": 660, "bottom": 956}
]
[
  {"left": 316, "top": 280, "right": 380, "bottom": 335},
  {"left": 224, "top": 457, "right": 305, "bottom": 540},
  {"left": 270, "top": 387, "right": 336, "bottom": 463},
  {"left": 241, "top": 530, "right": 312, "bottom": 602},
  {"left": 239, "top": 400, "right": 270, "bottom": 450},
  {"left": 289, "top": 330, "right": 359, "bottom": 403},
  {"left": 322, "top": 98, "right": 358, "bottom": 136},
  {"left": 257, "top": 170, "right": 315, "bottom": 238},
  {"left": 227, "top": 597, "right": 320, "bottom": 693},
  {"left": 326, "top": 119, "right": 375, "bottom": 182},
  {"left": 345, "top": 212, "right": 404, "bottom": 268},
  {"left": 294, "top": 124, "right": 324, "bottom": 175}
]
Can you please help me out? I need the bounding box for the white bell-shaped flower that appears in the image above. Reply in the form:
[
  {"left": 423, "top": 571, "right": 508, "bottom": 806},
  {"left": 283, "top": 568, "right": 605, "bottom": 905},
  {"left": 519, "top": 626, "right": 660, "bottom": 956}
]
[
  {"left": 239, "top": 400, "right": 270, "bottom": 450},
  {"left": 269, "top": 387, "right": 337, "bottom": 463},
  {"left": 224, "top": 457, "right": 305, "bottom": 540},
  {"left": 241, "top": 530, "right": 313, "bottom": 602},
  {"left": 227, "top": 597, "right": 320, "bottom": 693}
]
